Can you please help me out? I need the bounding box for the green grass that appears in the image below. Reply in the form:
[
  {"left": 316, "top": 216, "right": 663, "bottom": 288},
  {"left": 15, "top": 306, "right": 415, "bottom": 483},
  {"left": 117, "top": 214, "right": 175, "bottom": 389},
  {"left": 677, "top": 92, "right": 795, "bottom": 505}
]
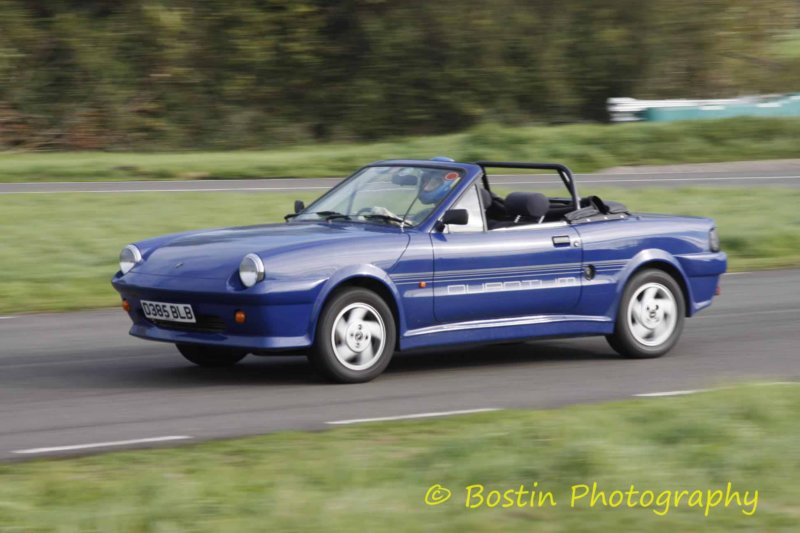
[
  {"left": 0, "top": 191, "right": 315, "bottom": 314},
  {"left": 1, "top": 187, "right": 799, "bottom": 315},
  {"left": 0, "top": 384, "right": 798, "bottom": 531},
  {"left": 0, "top": 117, "right": 799, "bottom": 182},
  {"left": 771, "top": 30, "right": 800, "bottom": 60}
]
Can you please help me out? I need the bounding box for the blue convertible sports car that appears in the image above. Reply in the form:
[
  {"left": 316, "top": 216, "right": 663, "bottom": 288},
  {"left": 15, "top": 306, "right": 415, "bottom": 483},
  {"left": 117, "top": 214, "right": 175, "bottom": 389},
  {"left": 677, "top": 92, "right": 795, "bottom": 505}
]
[{"left": 112, "top": 158, "right": 726, "bottom": 383}]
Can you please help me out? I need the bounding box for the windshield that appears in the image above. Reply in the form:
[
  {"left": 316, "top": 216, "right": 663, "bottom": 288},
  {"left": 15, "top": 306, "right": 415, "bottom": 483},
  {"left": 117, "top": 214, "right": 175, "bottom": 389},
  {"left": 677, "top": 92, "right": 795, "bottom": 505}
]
[{"left": 292, "top": 166, "right": 463, "bottom": 227}]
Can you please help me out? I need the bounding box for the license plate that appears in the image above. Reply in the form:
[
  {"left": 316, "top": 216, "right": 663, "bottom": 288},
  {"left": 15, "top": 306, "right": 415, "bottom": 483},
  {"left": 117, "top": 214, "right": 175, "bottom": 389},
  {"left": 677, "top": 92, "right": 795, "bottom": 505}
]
[{"left": 140, "top": 300, "right": 196, "bottom": 323}]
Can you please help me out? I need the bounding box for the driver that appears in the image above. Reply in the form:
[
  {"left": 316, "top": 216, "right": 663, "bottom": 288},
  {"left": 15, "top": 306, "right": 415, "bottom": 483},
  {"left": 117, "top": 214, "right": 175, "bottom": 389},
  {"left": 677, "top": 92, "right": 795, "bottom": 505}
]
[
  {"left": 418, "top": 170, "right": 456, "bottom": 205},
  {"left": 400, "top": 169, "right": 458, "bottom": 223}
]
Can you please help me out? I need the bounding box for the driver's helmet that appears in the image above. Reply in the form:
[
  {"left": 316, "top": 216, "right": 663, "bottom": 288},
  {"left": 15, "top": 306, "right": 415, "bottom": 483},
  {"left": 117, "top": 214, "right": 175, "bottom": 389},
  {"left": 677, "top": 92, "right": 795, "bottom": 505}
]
[{"left": 418, "top": 170, "right": 458, "bottom": 205}]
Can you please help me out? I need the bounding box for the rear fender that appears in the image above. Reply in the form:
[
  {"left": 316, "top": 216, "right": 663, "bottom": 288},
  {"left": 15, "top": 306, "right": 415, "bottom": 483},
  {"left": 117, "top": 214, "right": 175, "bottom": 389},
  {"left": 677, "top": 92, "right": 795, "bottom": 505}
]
[{"left": 611, "top": 249, "right": 695, "bottom": 318}]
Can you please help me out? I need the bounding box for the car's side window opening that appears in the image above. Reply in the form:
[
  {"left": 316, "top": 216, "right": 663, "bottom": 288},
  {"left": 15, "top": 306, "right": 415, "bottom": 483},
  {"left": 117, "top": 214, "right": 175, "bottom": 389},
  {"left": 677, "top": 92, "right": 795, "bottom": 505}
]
[
  {"left": 479, "top": 169, "right": 630, "bottom": 230},
  {"left": 446, "top": 184, "right": 485, "bottom": 233}
]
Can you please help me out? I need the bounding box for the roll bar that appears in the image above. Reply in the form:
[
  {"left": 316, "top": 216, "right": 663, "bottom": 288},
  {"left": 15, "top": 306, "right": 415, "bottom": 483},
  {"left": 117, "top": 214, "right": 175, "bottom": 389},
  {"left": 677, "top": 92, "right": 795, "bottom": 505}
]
[{"left": 475, "top": 161, "right": 580, "bottom": 210}]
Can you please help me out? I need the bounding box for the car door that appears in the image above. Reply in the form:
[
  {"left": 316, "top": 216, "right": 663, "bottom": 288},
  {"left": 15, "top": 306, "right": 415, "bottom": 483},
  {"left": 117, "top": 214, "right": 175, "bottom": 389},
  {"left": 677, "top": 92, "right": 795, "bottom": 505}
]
[{"left": 431, "top": 185, "right": 582, "bottom": 324}]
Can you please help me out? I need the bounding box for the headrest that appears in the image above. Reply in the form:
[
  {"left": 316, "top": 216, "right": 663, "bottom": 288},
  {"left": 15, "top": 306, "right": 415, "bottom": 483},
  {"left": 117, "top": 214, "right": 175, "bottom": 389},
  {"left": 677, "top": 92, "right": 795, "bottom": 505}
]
[
  {"left": 505, "top": 192, "right": 549, "bottom": 218},
  {"left": 479, "top": 188, "right": 492, "bottom": 209}
]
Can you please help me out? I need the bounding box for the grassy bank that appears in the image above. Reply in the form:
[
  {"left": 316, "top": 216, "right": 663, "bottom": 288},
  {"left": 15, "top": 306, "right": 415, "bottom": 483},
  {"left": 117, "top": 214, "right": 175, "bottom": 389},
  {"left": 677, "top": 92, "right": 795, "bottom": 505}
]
[
  {"left": 0, "top": 118, "right": 799, "bottom": 182},
  {"left": 1, "top": 187, "right": 798, "bottom": 315},
  {"left": 0, "top": 385, "right": 797, "bottom": 531}
]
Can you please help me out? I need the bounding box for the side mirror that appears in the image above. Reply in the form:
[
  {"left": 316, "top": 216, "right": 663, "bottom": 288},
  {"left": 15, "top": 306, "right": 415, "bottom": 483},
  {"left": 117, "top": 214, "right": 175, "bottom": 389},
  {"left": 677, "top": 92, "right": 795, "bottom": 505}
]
[
  {"left": 294, "top": 200, "right": 305, "bottom": 214},
  {"left": 440, "top": 209, "right": 469, "bottom": 227}
]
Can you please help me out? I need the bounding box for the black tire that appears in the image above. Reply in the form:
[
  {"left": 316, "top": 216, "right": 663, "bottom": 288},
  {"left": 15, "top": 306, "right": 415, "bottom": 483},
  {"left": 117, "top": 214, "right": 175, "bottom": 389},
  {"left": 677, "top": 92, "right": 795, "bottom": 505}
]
[
  {"left": 309, "top": 287, "right": 396, "bottom": 383},
  {"left": 176, "top": 344, "right": 248, "bottom": 367},
  {"left": 605, "top": 269, "right": 685, "bottom": 359}
]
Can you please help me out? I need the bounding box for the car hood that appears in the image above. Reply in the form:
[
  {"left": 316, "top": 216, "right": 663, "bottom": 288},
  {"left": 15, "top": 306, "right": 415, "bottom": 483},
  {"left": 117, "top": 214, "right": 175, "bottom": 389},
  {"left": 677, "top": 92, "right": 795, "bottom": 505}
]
[{"left": 134, "top": 222, "right": 408, "bottom": 279}]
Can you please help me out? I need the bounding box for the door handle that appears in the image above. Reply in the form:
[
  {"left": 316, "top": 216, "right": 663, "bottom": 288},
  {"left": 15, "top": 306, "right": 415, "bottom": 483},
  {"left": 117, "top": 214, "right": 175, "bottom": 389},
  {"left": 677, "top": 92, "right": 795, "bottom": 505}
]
[{"left": 552, "top": 235, "right": 571, "bottom": 247}]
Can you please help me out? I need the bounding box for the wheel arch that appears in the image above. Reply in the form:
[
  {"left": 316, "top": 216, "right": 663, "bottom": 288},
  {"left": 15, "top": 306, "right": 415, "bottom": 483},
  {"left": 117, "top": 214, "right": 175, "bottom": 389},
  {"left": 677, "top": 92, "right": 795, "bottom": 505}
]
[
  {"left": 309, "top": 267, "right": 405, "bottom": 347},
  {"left": 616, "top": 250, "right": 695, "bottom": 318},
  {"left": 631, "top": 261, "right": 691, "bottom": 316}
]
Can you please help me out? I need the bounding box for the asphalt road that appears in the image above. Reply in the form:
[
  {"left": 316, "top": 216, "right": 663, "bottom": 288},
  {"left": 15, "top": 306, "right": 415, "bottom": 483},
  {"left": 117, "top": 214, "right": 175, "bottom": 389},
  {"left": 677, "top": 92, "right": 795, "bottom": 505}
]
[
  {"left": 0, "top": 270, "right": 798, "bottom": 460},
  {"left": 2, "top": 163, "right": 800, "bottom": 194}
]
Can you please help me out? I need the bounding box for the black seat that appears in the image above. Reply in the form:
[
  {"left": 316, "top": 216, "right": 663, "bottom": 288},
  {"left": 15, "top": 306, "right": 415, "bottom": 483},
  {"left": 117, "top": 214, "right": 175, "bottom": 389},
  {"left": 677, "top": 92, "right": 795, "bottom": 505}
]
[{"left": 502, "top": 192, "right": 550, "bottom": 226}]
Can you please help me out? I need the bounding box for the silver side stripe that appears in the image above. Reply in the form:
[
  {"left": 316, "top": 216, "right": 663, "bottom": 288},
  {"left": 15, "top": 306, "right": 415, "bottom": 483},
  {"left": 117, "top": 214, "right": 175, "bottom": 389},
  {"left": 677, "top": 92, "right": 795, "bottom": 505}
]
[
  {"left": 435, "top": 271, "right": 580, "bottom": 284},
  {"left": 391, "top": 260, "right": 629, "bottom": 282},
  {"left": 392, "top": 262, "right": 581, "bottom": 279},
  {"left": 405, "top": 314, "right": 611, "bottom": 337}
]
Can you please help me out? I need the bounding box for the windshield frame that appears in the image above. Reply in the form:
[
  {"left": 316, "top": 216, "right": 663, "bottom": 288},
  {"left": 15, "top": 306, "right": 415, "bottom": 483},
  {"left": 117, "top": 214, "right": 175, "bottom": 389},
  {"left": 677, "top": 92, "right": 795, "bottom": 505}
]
[{"left": 290, "top": 161, "right": 479, "bottom": 231}]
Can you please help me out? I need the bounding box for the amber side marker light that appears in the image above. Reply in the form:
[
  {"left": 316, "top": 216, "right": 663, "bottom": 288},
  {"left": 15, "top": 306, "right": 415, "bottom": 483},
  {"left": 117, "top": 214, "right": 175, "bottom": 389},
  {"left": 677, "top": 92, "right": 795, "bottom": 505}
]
[
  {"left": 235, "top": 310, "right": 247, "bottom": 324},
  {"left": 121, "top": 300, "right": 131, "bottom": 313},
  {"left": 418, "top": 281, "right": 428, "bottom": 288}
]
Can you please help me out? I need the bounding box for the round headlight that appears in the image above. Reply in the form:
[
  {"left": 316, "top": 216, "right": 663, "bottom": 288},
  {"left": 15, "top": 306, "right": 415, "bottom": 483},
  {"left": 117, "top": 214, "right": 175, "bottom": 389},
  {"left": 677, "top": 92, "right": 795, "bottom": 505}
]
[
  {"left": 119, "top": 244, "right": 142, "bottom": 274},
  {"left": 239, "top": 253, "right": 265, "bottom": 288},
  {"left": 709, "top": 227, "right": 720, "bottom": 253}
]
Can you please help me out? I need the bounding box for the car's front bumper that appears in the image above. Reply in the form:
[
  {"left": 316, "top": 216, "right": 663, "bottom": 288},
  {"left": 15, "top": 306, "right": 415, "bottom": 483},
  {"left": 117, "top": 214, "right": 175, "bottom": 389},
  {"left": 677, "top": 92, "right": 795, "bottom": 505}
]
[
  {"left": 676, "top": 251, "right": 727, "bottom": 314},
  {"left": 112, "top": 272, "right": 323, "bottom": 351}
]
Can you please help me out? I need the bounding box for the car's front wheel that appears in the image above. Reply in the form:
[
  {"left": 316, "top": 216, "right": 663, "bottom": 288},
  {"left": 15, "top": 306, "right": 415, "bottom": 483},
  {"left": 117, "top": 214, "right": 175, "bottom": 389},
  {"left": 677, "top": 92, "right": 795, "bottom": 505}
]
[
  {"left": 309, "top": 288, "right": 396, "bottom": 383},
  {"left": 606, "top": 269, "right": 685, "bottom": 359},
  {"left": 176, "top": 344, "right": 248, "bottom": 367}
]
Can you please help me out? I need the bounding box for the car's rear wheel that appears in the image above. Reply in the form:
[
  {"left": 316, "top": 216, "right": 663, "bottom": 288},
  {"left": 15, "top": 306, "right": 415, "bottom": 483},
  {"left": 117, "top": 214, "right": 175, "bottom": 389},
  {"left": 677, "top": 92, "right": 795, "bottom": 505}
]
[
  {"left": 606, "top": 269, "right": 685, "bottom": 359},
  {"left": 176, "top": 344, "right": 247, "bottom": 367},
  {"left": 309, "top": 287, "right": 396, "bottom": 383}
]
